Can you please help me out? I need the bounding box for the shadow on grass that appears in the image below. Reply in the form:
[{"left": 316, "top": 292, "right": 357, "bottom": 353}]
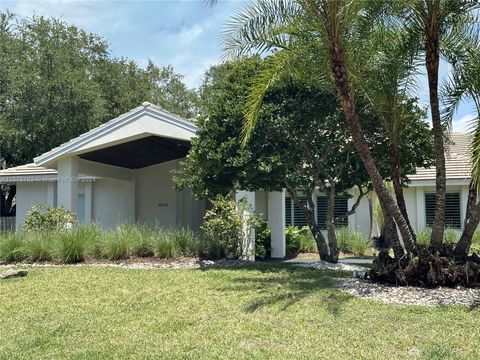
[{"left": 199, "top": 262, "right": 353, "bottom": 315}]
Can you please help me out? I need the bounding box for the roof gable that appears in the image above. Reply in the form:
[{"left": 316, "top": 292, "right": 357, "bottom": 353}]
[{"left": 34, "top": 102, "right": 197, "bottom": 167}]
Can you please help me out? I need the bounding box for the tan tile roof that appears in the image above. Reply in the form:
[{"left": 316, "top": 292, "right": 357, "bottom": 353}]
[
  {"left": 0, "top": 163, "right": 57, "bottom": 176},
  {"left": 408, "top": 133, "right": 471, "bottom": 181}
]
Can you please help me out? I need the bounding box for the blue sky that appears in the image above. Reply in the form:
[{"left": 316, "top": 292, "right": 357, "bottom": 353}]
[{"left": 0, "top": 0, "right": 475, "bottom": 131}]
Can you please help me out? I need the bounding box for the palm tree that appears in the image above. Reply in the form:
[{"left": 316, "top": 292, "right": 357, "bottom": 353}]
[
  {"left": 219, "top": 0, "right": 417, "bottom": 255},
  {"left": 443, "top": 39, "right": 480, "bottom": 258},
  {"left": 362, "top": 25, "right": 422, "bottom": 242},
  {"left": 400, "top": 0, "right": 479, "bottom": 251}
]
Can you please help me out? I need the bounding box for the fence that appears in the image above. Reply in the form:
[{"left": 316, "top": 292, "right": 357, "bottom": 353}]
[{"left": 0, "top": 217, "right": 15, "bottom": 232}]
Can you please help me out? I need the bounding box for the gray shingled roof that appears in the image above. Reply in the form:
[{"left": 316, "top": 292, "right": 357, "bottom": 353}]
[{"left": 408, "top": 132, "right": 472, "bottom": 181}]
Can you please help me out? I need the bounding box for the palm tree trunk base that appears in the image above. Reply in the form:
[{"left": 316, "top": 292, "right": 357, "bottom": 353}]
[{"left": 369, "top": 246, "right": 480, "bottom": 287}]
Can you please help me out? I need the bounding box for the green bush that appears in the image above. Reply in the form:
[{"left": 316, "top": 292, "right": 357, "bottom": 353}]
[
  {"left": 416, "top": 227, "right": 460, "bottom": 246},
  {"left": 169, "top": 228, "right": 198, "bottom": 256},
  {"left": 55, "top": 226, "right": 100, "bottom": 264},
  {"left": 336, "top": 227, "right": 369, "bottom": 256},
  {"left": 285, "top": 226, "right": 316, "bottom": 256},
  {"left": 23, "top": 232, "right": 55, "bottom": 261},
  {"left": 99, "top": 225, "right": 133, "bottom": 260},
  {"left": 23, "top": 204, "right": 77, "bottom": 232},
  {"left": 416, "top": 228, "right": 432, "bottom": 245},
  {"left": 0, "top": 232, "right": 27, "bottom": 262},
  {"left": 124, "top": 224, "right": 154, "bottom": 258},
  {"left": 201, "top": 195, "right": 256, "bottom": 259},
  {"left": 255, "top": 221, "right": 271, "bottom": 259},
  {"left": 153, "top": 232, "right": 180, "bottom": 258}
]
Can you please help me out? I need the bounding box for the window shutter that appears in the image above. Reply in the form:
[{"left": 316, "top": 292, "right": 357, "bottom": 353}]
[
  {"left": 293, "top": 196, "right": 308, "bottom": 226},
  {"left": 425, "top": 193, "right": 461, "bottom": 229},
  {"left": 317, "top": 195, "right": 349, "bottom": 230},
  {"left": 285, "top": 197, "right": 292, "bottom": 226}
]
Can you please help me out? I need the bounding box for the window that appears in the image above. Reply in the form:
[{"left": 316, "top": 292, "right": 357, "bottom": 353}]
[
  {"left": 284, "top": 195, "right": 349, "bottom": 228},
  {"left": 77, "top": 194, "right": 86, "bottom": 224},
  {"left": 425, "top": 193, "right": 461, "bottom": 229},
  {"left": 285, "top": 197, "right": 292, "bottom": 226},
  {"left": 293, "top": 196, "right": 308, "bottom": 226},
  {"left": 317, "top": 196, "right": 349, "bottom": 229}
]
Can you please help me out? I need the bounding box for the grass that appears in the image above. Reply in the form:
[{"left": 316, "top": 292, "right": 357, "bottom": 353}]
[
  {"left": 0, "top": 263, "right": 478, "bottom": 359},
  {"left": 0, "top": 224, "right": 207, "bottom": 263}
]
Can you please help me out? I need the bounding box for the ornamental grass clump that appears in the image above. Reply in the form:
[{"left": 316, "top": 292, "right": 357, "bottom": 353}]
[
  {"left": 336, "top": 227, "right": 369, "bottom": 256},
  {"left": 0, "top": 232, "right": 27, "bottom": 262},
  {"left": 152, "top": 231, "right": 181, "bottom": 258},
  {"left": 100, "top": 225, "right": 133, "bottom": 260},
  {"left": 23, "top": 232, "right": 55, "bottom": 261}
]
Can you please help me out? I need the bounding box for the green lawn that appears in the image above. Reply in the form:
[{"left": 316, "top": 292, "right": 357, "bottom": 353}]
[{"left": 0, "top": 263, "right": 479, "bottom": 359}]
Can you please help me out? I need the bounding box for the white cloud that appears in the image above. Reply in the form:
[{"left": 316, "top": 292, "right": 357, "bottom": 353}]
[{"left": 452, "top": 113, "right": 477, "bottom": 132}]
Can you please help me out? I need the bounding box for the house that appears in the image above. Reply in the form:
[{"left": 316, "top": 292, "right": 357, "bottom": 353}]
[{"left": 0, "top": 104, "right": 473, "bottom": 259}]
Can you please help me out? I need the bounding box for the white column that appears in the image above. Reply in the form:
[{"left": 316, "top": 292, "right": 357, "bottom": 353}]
[
  {"left": 268, "top": 190, "right": 286, "bottom": 258},
  {"left": 235, "top": 190, "right": 255, "bottom": 261},
  {"left": 57, "top": 156, "right": 79, "bottom": 213},
  {"left": 416, "top": 187, "right": 425, "bottom": 230}
]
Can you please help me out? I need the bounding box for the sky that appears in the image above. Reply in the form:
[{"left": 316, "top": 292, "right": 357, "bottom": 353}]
[{"left": 0, "top": 0, "right": 475, "bottom": 132}]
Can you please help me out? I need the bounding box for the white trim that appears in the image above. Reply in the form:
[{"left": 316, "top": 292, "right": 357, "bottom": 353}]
[{"left": 34, "top": 105, "right": 197, "bottom": 167}]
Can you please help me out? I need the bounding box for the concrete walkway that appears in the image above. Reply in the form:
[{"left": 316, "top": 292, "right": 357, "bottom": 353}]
[{"left": 283, "top": 257, "right": 373, "bottom": 265}]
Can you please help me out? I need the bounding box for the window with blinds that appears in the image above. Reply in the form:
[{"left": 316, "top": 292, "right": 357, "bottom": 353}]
[
  {"left": 285, "top": 197, "right": 292, "bottom": 226},
  {"left": 77, "top": 194, "right": 86, "bottom": 224},
  {"left": 293, "top": 196, "right": 308, "bottom": 226},
  {"left": 425, "top": 193, "right": 461, "bottom": 229},
  {"left": 317, "top": 196, "right": 349, "bottom": 229}
]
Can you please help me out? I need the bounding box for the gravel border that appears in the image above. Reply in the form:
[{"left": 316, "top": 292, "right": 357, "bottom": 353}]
[
  {"left": 336, "top": 277, "right": 480, "bottom": 307},
  {"left": 291, "top": 260, "right": 368, "bottom": 272},
  {"left": 0, "top": 258, "right": 253, "bottom": 270}
]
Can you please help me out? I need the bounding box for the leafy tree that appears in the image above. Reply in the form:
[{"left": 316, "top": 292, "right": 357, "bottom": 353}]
[
  {"left": 0, "top": 12, "right": 197, "bottom": 216},
  {"left": 217, "top": 0, "right": 421, "bottom": 256},
  {"left": 175, "top": 57, "right": 432, "bottom": 262}
]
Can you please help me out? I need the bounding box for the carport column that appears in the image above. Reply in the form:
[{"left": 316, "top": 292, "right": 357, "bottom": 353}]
[
  {"left": 268, "top": 190, "right": 286, "bottom": 258},
  {"left": 57, "top": 156, "right": 79, "bottom": 214},
  {"left": 235, "top": 191, "right": 255, "bottom": 261}
]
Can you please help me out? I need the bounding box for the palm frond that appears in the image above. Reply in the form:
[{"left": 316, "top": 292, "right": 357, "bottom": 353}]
[
  {"left": 221, "top": 0, "right": 302, "bottom": 59},
  {"left": 242, "top": 51, "right": 291, "bottom": 146}
]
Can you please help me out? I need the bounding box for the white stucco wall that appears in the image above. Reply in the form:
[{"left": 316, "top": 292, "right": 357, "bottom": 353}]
[
  {"left": 15, "top": 182, "right": 50, "bottom": 228},
  {"left": 92, "top": 178, "right": 135, "bottom": 227}
]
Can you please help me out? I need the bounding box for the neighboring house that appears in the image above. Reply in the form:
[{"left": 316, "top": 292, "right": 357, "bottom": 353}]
[{"left": 0, "top": 103, "right": 472, "bottom": 258}]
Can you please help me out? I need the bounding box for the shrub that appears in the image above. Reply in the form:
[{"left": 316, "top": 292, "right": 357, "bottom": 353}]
[
  {"left": 124, "top": 224, "right": 154, "bottom": 258},
  {"left": 285, "top": 226, "right": 316, "bottom": 256},
  {"left": 0, "top": 232, "right": 27, "bottom": 262},
  {"left": 416, "top": 227, "right": 460, "bottom": 246},
  {"left": 152, "top": 231, "right": 180, "bottom": 258},
  {"left": 23, "top": 232, "right": 55, "bottom": 261},
  {"left": 255, "top": 221, "right": 271, "bottom": 259},
  {"left": 416, "top": 228, "right": 432, "bottom": 245},
  {"left": 201, "top": 195, "right": 256, "bottom": 259},
  {"left": 100, "top": 225, "right": 133, "bottom": 260},
  {"left": 444, "top": 228, "right": 460, "bottom": 244},
  {"left": 55, "top": 226, "right": 100, "bottom": 264},
  {"left": 336, "top": 227, "right": 369, "bottom": 256},
  {"left": 23, "top": 204, "right": 77, "bottom": 232},
  {"left": 169, "top": 228, "right": 198, "bottom": 256}
]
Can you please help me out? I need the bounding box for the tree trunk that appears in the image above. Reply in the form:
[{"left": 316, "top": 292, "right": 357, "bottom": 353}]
[
  {"left": 455, "top": 200, "right": 480, "bottom": 259},
  {"left": 455, "top": 181, "right": 479, "bottom": 258},
  {"left": 425, "top": 31, "right": 446, "bottom": 251},
  {"left": 384, "top": 210, "right": 405, "bottom": 261},
  {"left": 328, "top": 39, "right": 417, "bottom": 256},
  {"left": 325, "top": 185, "right": 339, "bottom": 263},
  {"left": 286, "top": 188, "right": 330, "bottom": 261},
  {"left": 390, "top": 142, "right": 416, "bottom": 241}
]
